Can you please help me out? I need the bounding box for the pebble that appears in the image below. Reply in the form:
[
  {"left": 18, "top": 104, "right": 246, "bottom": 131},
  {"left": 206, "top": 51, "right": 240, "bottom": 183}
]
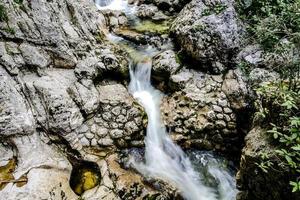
[
  {"left": 98, "top": 138, "right": 114, "bottom": 146},
  {"left": 213, "top": 105, "right": 223, "bottom": 113}
]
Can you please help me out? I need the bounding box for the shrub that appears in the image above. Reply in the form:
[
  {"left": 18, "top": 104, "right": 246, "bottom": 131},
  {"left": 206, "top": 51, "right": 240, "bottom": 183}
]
[
  {"left": 255, "top": 79, "right": 300, "bottom": 192},
  {"left": 237, "top": 0, "right": 300, "bottom": 77}
]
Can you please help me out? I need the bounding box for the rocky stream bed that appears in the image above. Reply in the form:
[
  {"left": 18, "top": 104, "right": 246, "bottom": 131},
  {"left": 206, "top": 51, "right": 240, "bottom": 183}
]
[{"left": 0, "top": 0, "right": 298, "bottom": 200}]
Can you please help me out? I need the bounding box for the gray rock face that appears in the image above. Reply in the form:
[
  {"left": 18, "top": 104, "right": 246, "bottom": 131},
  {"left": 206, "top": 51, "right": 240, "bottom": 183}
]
[
  {"left": 0, "top": 66, "right": 35, "bottom": 137},
  {"left": 136, "top": 4, "right": 159, "bottom": 18},
  {"left": 236, "top": 45, "right": 263, "bottom": 67},
  {"left": 74, "top": 83, "right": 145, "bottom": 148},
  {"left": 161, "top": 67, "right": 243, "bottom": 152},
  {"left": 249, "top": 68, "right": 280, "bottom": 86},
  {"left": 24, "top": 70, "right": 84, "bottom": 134},
  {"left": 222, "top": 69, "right": 249, "bottom": 110},
  {"left": 170, "top": 0, "right": 245, "bottom": 73},
  {"left": 136, "top": 4, "right": 169, "bottom": 21},
  {"left": 0, "top": 0, "right": 133, "bottom": 198},
  {"left": 101, "top": 10, "right": 128, "bottom": 30},
  {"left": 0, "top": 133, "right": 78, "bottom": 200},
  {"left": 152, "top": 50, "right": 181, "bottom": 80},
  {"left": 0, "top": 0, "right": 107, "bottom": 74},
  {"left": 68, "top": 80, "right": 100, "bottom": 115}
]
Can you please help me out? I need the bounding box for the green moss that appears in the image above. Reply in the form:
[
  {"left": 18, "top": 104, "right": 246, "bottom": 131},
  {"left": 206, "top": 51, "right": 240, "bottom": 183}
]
[
  {"left": 213, "top": 3, "right": 227, "bottom": 14},
  {"left": 13, "top": 0, "right": 23, "bottom": 4},
  {"left": 0, "top": 4, "right": 8, "bottom": 22},
  {"left": 237, "top": 61, "right": 251, "bottom": 77},
  {"left": 132, "top": 20, "right": 170, "bottom": 35},
  {"left": 193, "top": 24, "right": 206, "bottom": 32},
  {"left": 202, "top": 3, "right": 227, "bottom": 16},
  {"left": 4, "top": 27, "right": 15, "bottom": 35}
]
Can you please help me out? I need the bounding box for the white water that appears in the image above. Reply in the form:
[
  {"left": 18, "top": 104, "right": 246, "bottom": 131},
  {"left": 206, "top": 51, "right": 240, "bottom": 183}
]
[
  {"left": 95, "top": 0, "right": 136, "bottom": 15},
  {"left": 96, "top": 0, "right": 238, "bottom": 199},
  {"left": 129, "top": 60, "right": 217, "bottom": 200}
]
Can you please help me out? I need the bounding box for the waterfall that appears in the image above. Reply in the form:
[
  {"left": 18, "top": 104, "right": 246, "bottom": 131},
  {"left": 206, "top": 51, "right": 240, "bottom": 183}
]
[
  {"left": 95, "top": 1, "right": 238, "bottom": 199},
  {"left": 128, "top": 59, "right": 218, "bottom": 200}
]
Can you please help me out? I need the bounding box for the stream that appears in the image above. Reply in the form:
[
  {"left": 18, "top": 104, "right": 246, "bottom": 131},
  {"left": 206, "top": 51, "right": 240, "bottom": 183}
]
[{"left": 96, "top": 1, "right": 238, "bottom": 199}]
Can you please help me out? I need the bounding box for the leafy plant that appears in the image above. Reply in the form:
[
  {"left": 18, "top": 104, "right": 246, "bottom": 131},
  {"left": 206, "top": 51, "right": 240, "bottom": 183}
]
[
  {"left": 255, "top": 80, "right": 300, "bottom": 192},
  {"left": 237, "top": 0, "right": 300, "bottom": 77}
]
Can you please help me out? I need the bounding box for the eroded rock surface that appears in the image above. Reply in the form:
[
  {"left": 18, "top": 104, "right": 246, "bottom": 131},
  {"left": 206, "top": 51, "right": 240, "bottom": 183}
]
[
  {"left": 170, "top": 0, "right": 246, "bottom": 73},
  {"left": 161, "top": 67, "right": 248, "bottom": 152}
]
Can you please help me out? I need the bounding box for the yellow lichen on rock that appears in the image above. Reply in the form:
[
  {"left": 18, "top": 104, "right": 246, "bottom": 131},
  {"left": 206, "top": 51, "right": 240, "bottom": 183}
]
[
  {"left": 0, "top": 158, "right": 16, "bottom": 190},
  {"left": 73, "top": 168, "right": 100, "bottom": 195}
]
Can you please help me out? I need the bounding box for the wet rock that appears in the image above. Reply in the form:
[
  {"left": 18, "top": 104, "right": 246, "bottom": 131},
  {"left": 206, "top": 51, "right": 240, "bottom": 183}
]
[
  {"left": 114, "top": 29, "right": 148, "bottom": 45},
  {"left": 106, "top": 153, "right": 181, "bottom": 199},
  {"left": 170, "top": 0, "right": 246, "bottom": 73}
]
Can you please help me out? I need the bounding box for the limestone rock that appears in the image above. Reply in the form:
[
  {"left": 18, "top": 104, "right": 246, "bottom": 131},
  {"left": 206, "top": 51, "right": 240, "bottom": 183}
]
[
  {"left": 27, "top": 72, "right": 84, "bottom": 133},
  {"left": 0, "top": 67, "right": 35, "bottom": 137},
  {"left": 237, "top": 127, "right": 300, "bottom": 200},
  {"left": 249, "top": 68, "right": 280, "bottom": 86},
  {"left": 170, "top": 0, "right": 245, "bottom": 73},
  {"left": 152, "top": 50, "right": 181, "bottom": 81},
  {"left": 68, "top": 80, "right": 100, "bottom": 115},
  {"left": 161, "top": 67, "right": 241, "bottom": 152},
  {"left": 0, "top": 133, "right": 78, "bottom": 200},
  {"left": 222, "top": 69, "right": 249, "bottom": 110}
]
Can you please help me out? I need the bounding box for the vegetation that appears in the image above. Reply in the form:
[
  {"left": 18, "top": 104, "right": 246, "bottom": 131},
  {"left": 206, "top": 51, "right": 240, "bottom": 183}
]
[
  {"left": 255, "top": 80, "right": 300, "bottom": 192},
  {"left": 13, "top": 0, "right": 23, "bottom": 4},
  {"left": 133, "top": 20, "right": 170, "bottom": 35},
  {"left": 237, "top": 0, "right": 300, "bottom": 77},
  {"left": 202, "top": 3, "right": 227, "bottom": 16},
  {"left": 237, "top": 2, "right": 300, "bottom": 191},
  {"left": 0, "top": 4, "right": 8, "bottom": 22}
]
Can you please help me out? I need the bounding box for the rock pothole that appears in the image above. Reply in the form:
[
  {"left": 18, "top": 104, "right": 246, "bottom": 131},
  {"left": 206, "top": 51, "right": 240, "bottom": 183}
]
[{"left": 69, "top": 160, "right": 101, "bottom": 195}]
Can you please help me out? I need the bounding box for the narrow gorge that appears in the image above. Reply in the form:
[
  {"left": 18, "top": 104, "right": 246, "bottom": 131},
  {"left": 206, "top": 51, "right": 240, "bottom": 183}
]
[{"left": 0, "top": 0, "right": 299, "bottom": 200}]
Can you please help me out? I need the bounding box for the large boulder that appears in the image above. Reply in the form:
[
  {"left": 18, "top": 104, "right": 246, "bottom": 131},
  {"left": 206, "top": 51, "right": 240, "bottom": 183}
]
[
  {"left": 152, "top": 49, "right": 181, "bottom": 81},
  {"left": 170, "top": 0, "right": 246, "bottom": 73},
  {"left": 236, "top": 127, "right": 300, "bottom": 200}
]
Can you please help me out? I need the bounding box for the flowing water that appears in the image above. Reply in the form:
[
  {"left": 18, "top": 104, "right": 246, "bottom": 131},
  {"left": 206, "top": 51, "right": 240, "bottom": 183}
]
[{"left": 96, "top": 1, "right": 238, "bottom": 199}]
